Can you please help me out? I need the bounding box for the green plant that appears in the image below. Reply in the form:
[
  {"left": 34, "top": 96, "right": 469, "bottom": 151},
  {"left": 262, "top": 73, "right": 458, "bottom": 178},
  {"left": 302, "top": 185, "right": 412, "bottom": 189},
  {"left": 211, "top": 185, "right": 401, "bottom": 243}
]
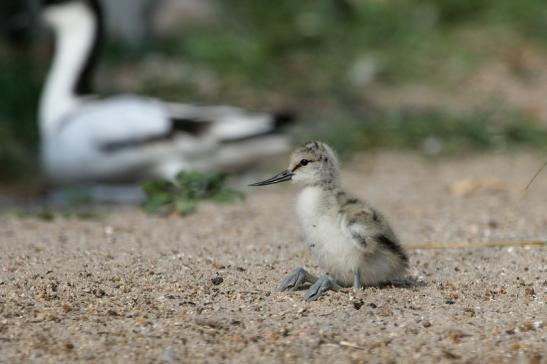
[
  {"left": 0, "top": 206, "right": 101, "bottom": 221},
  {"left": 304, "top": 107, "right": 547, "bottom": 155},
  {"left": 0, "top": 47, "right": 43, "bottom": 181},
  {"left": 142, "top": 171, "right": 244, "bottom": 216}
]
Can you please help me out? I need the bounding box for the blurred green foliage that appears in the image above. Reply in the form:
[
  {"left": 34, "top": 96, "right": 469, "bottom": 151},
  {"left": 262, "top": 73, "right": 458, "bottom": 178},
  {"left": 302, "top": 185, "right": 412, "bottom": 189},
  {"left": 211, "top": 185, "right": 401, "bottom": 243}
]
[
  {"left": 142, "top": 171, "right": 244, "bottom": 216},
  {"left": 307, "top": 108, "right": 547, "bottom": 156},
  {"left": 159, "top": 0, "right": 547, "bottom": 94},
  {"left": 0, "top": 47, "right": 43, "bottom": 181},
  {"left": 2, "top": 0, "right": 547, "bottom": 182},
  {"left": 1, "top": 206, "right": 100, "bottom": 221}
]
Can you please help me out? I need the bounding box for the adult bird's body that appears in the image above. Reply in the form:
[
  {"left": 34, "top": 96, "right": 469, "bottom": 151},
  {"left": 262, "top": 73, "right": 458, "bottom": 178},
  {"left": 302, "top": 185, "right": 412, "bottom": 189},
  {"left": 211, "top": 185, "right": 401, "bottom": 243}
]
[
  {"left": 39, "top": 0, "right": 292, "bottom": 183},
  {"left": 250, "top": 141, "right": 408, "bottom": 301}
]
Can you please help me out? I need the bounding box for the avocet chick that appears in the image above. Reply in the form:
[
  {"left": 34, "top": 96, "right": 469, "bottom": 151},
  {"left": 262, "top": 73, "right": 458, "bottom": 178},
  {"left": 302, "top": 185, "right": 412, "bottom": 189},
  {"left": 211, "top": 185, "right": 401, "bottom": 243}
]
[{"left": 250, "top": 141, "right": 408, "bottom": 301}]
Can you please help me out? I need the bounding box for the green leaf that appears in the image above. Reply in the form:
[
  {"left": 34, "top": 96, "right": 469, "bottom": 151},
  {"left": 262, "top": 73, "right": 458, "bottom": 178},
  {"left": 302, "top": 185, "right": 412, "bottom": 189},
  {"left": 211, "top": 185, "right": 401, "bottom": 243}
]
[
  {"left": 141, "top": 179, "right": 175, "bottom": 213},
  {"left": 142, "top": 171, "right": 244, "bottom": 217},
  {"left": 209, "top": 189, "right": 245, "bottom": 203},
  {"left": 174, "top": 198, "right": 198, "bottom": 216}
]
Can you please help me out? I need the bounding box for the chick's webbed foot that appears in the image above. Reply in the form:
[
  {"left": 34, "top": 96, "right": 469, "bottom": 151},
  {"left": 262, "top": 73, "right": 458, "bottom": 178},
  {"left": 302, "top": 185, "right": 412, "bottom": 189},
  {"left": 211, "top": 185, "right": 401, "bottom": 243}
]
[
  {"left": 277, "top": 267, "right": 317, "bottom": 292},
  {"left": 304, "top": 275, "right": 341, "bottom": 301}
]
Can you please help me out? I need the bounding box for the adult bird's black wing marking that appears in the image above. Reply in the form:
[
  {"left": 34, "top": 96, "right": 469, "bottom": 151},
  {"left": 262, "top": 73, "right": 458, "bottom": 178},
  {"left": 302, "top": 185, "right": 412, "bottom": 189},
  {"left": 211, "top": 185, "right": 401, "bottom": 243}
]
[
  {"left": 74, "top": 0, "right": 104, "bottom": 96},
  {"left": 99, "top": 117, "right": 211, "bottom": 152},
  {"left": 219, "top": 111, "right": 295, "bottom": 144}
]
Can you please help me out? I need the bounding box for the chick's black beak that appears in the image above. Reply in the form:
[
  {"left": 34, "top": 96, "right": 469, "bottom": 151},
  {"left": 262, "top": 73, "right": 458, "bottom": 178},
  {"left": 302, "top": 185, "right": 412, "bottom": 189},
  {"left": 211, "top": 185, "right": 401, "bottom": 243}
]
[{"left": 249, "top": 170, "right": 294, "bottom": 186}]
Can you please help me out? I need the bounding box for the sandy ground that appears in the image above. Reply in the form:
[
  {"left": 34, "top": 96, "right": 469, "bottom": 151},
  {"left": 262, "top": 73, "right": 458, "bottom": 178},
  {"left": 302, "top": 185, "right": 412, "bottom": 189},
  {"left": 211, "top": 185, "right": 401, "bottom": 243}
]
[{"left": 0, "top": 152, "right": 546, "bottom": 363}]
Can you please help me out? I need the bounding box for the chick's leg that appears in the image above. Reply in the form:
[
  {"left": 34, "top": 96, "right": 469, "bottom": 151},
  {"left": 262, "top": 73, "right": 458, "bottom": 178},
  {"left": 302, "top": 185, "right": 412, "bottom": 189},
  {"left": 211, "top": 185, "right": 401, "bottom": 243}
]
[
  {"left": 278, "top": 267, "right": 318, "bottom": 292},
  {"left": 353, "top": 268, "right": 362, "bottom": 291}
]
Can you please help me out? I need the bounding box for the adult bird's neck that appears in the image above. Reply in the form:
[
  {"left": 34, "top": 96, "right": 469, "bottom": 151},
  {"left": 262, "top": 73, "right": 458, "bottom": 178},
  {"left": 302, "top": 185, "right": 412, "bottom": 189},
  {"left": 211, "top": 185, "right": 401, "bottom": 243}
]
[{"left": 39, "top": 3, "right": 102, "bottom": 136}]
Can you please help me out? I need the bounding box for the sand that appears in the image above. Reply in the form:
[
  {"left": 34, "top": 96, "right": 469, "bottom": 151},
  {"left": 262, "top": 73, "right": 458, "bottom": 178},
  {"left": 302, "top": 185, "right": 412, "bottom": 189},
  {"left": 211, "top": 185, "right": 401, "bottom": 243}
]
[{"left": 0, "top": 152, "right": 545, "bottom": 363}]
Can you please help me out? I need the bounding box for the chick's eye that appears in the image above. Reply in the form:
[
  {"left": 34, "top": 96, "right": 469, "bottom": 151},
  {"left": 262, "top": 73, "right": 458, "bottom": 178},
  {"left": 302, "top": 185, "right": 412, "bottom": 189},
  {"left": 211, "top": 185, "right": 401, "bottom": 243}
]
[{"left": 300, "top": 159, "right": 309, "bottom": 166}]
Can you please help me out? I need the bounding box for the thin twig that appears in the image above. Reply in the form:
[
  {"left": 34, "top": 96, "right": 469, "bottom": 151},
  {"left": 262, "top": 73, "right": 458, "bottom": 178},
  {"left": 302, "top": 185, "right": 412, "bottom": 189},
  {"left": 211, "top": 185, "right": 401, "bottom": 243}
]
[
  {"left": 525, "top": 160, "right": 547, "bottom": 190},
  {"left": 408, "top": 240, "right": 545, "bottom": 250},
  {"left": 338, "top": 341, "right": 367, "bottom": 350}
]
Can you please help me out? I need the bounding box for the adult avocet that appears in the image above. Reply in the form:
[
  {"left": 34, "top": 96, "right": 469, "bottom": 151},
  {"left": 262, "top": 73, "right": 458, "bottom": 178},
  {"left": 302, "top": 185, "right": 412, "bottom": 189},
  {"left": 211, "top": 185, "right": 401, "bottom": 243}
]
[{"left": 39, "top": 0, "right": 293, "bottom": 183}]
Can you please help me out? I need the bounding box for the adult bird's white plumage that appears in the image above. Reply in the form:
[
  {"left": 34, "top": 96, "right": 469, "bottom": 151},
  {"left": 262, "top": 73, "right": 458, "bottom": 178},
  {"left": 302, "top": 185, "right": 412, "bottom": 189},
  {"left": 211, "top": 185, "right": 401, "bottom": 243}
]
[{"left": 39, "top": 0, "right": 293, "bottom": 183}]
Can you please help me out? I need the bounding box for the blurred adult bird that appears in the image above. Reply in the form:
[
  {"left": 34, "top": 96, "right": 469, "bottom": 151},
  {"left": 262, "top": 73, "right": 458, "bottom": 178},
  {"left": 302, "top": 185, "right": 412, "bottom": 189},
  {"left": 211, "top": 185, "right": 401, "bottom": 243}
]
[{"left": 38, "top": 0, "right": 293, "bottom": 183}]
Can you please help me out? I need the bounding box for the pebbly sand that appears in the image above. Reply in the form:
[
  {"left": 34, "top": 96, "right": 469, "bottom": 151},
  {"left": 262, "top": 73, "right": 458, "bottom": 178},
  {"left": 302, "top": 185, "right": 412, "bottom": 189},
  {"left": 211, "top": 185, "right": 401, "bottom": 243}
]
[{"left": 0, "top": 152, "right": 546, "bottom": 363}]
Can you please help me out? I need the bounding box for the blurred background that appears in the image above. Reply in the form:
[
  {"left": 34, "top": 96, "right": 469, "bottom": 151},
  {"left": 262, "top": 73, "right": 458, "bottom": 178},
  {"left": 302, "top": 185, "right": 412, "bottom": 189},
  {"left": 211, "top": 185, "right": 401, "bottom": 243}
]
[{"left": 1, "top": 0, "right": 547, "bottom": 186}]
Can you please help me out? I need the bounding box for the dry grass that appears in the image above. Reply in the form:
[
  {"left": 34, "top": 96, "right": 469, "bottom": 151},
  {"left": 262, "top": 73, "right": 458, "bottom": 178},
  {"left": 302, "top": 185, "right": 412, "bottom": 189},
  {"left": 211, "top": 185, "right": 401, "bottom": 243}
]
[{"left": 408, "top": 239, "right": 545, "bottom": 250}]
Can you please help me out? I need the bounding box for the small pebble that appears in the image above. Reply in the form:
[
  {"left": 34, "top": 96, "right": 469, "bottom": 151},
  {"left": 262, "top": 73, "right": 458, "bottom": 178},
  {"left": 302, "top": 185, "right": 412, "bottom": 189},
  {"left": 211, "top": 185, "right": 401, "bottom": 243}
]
[
  {"left": 211, "top": 276, "right": 223, "bottom": 285},
  {"left": 353, "top": 300, "right": 364, "bottom": 310}
]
